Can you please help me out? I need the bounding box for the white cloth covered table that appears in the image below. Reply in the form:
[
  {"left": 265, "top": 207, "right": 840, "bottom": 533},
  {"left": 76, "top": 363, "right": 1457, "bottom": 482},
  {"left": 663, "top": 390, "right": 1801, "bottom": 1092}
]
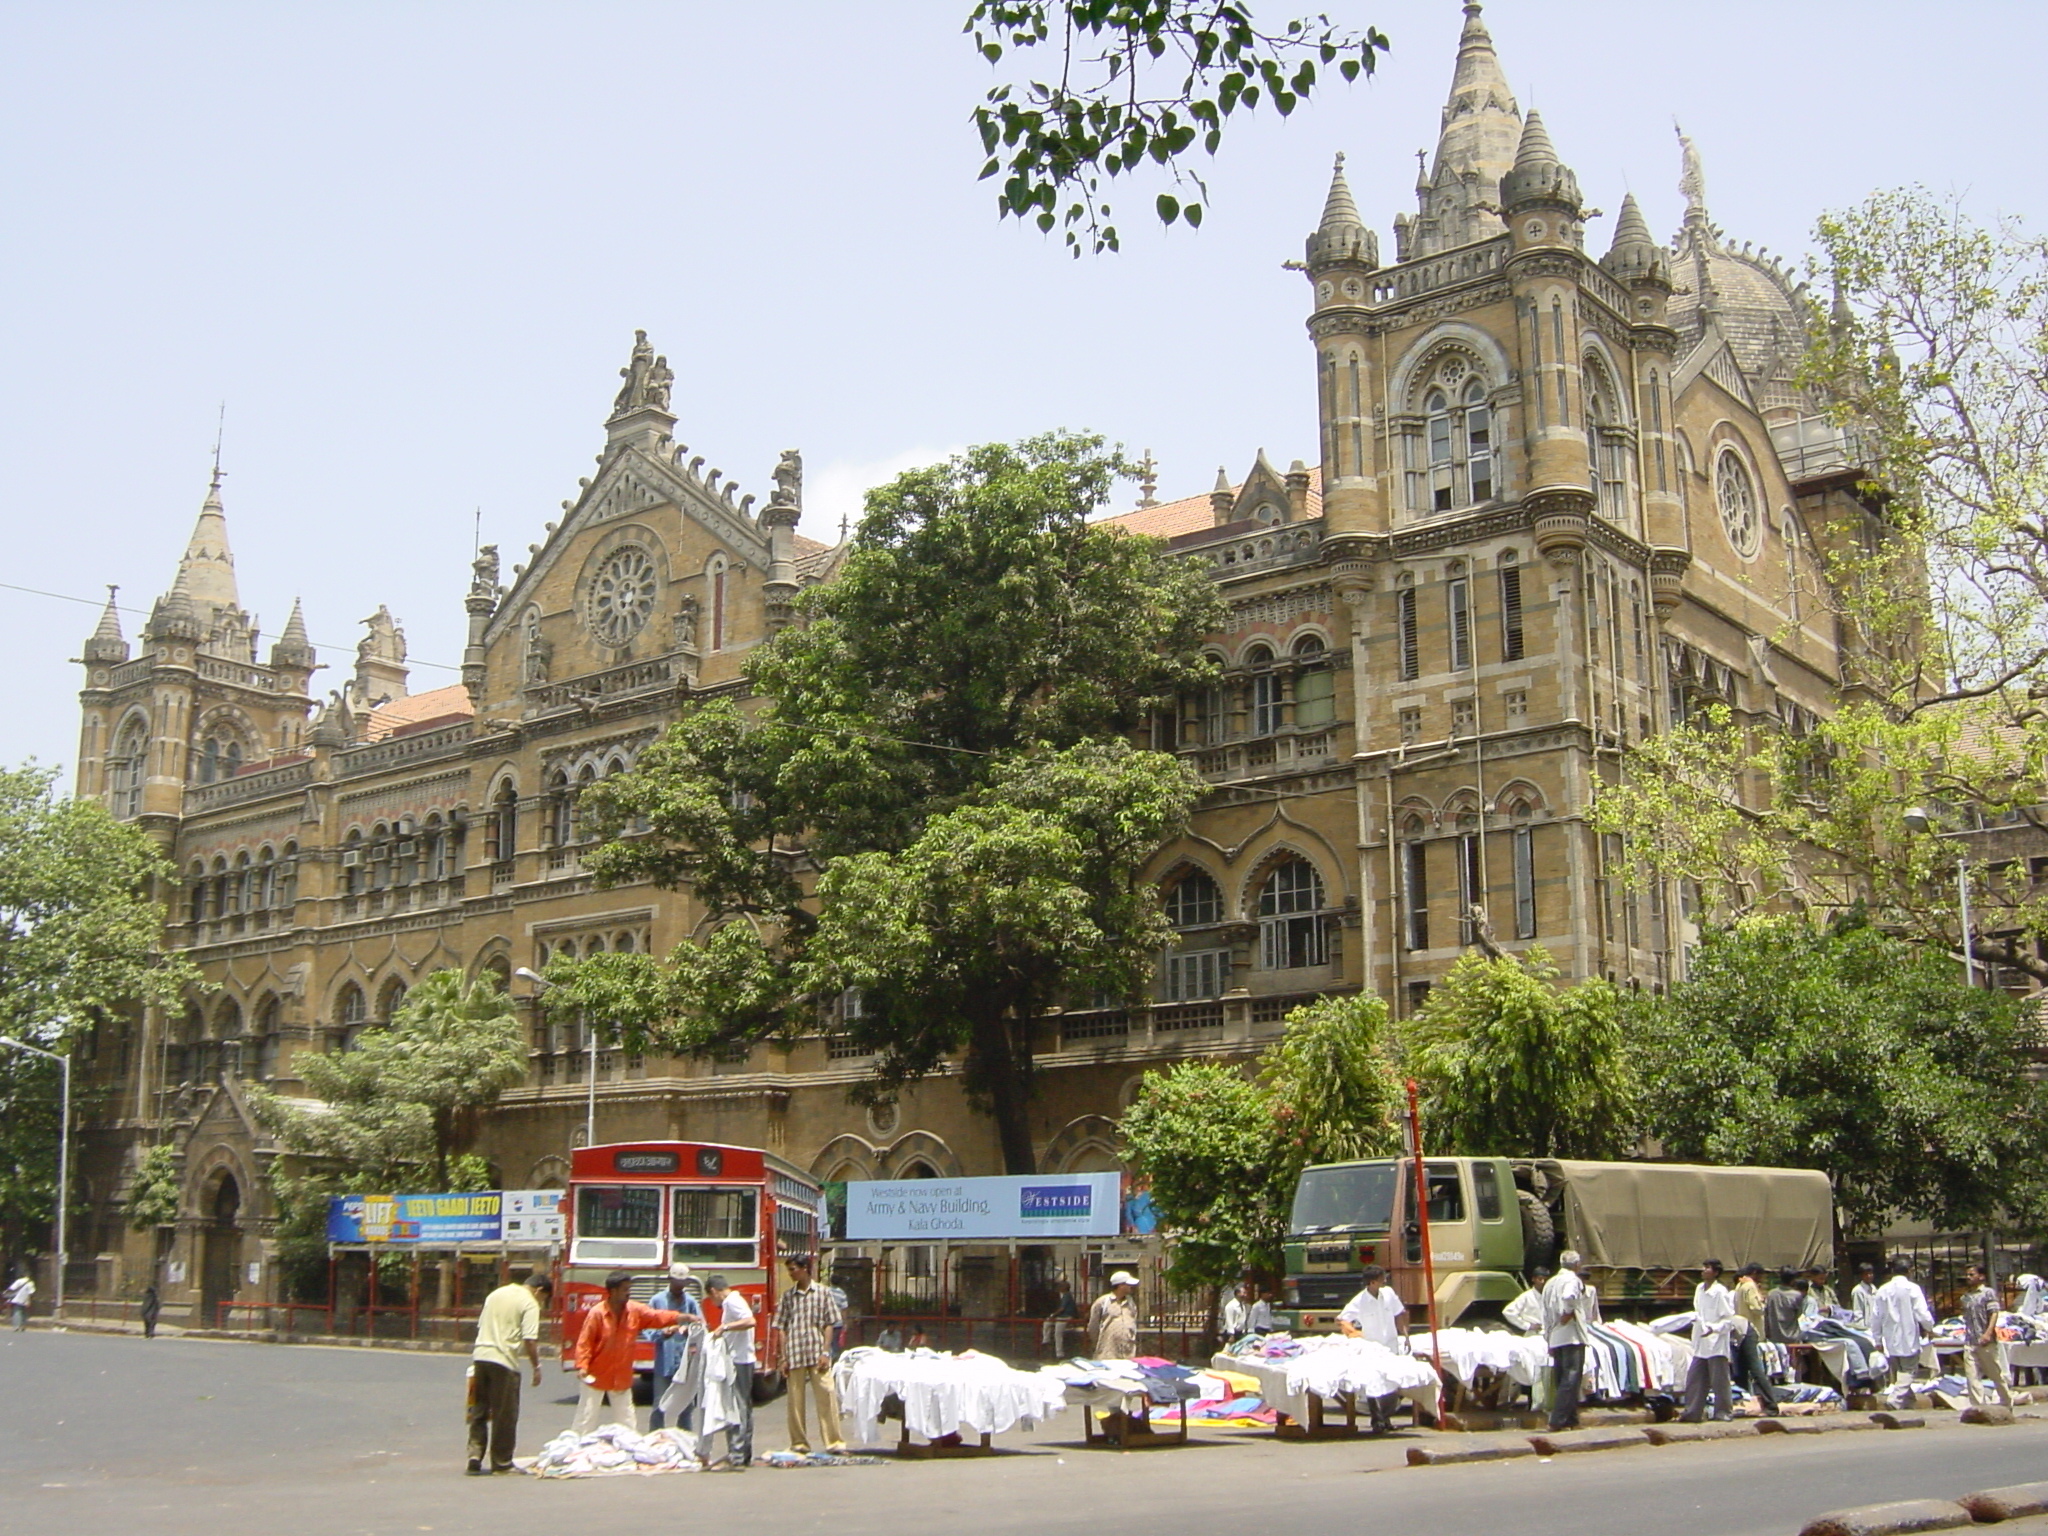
[
  {"left": 1415, "top": 1327, "right": 1550, "bottom": 1388},
  {"left": 832, "top": 1347, "right": 1070, "bottom": 1449},
  {"left": 1213, "top": 1339, "right": 1440, "bottom": 1431}
]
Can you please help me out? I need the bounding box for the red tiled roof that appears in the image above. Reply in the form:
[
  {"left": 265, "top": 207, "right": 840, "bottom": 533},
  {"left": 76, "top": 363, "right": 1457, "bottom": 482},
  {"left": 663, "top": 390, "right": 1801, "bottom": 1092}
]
[
  {"left": 1098, "top": 467, "right": 1323, "bottom": 540},
  {"left": 363, "top": 684, "right": 475, "bottom": 742}
]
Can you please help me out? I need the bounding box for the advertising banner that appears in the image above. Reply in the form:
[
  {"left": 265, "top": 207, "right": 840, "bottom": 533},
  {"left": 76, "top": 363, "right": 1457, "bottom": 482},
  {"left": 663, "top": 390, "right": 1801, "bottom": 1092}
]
[
  {"left": 502, "top": 1188, "right": 567, "bottom": 1244},
  {"left": 325, "top": 1191, "right": 505, "bottom": 1245},
  {"left": 844, "top": 1173, "right": 1123, "bottom": 1240}
]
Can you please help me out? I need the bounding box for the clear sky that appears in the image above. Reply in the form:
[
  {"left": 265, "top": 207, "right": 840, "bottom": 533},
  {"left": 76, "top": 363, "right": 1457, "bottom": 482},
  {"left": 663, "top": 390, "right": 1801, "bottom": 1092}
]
[{"left": 2, "top": 1, "right": 2041, "bottom": 781}]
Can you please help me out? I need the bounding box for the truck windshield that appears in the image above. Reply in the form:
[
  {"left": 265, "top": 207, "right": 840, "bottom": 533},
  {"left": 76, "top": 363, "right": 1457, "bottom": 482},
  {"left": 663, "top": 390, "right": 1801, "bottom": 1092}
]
[{"left": 1291, "top": 1162, "right": 1398, "bottom": 1233}]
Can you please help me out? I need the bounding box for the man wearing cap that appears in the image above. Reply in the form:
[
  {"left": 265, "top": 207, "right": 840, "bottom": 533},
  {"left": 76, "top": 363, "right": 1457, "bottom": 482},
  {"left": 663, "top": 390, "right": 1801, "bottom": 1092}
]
[
  {"left": 466, "top": 1269, "right": 553, "bottom": 1475},
  {"left": 704, "top": 1274, "right": 757, "bottom": 1466},
  {"left": 646, "top": 1263, "right": 705, "bottom": 1432},
  {"left": 571, "top": 1270, "right": 685, "bottom": 1436},
  {"left": 771, "top": 1254, "right": 845, "bottom": 1454},
  {"left": 1089, "top": 1272, "right": 1140, "bottom": 1360}
]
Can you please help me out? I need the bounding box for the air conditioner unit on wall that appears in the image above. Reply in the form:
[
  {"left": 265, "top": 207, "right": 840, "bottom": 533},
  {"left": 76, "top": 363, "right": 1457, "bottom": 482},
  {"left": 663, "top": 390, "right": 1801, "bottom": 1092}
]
[
  {"left": 394, "top": 840, "right": 417, "bottom": 857},
  {"left": 340, "top": 850, "right": 363, "bottom": 868}
]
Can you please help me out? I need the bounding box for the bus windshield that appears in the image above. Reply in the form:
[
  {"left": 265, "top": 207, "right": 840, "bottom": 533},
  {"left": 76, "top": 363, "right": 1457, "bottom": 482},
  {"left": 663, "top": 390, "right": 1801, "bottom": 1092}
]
[
  {"left": 671, "top": 1187, "right": 758, "bottom": 1266},
  {"left": 1291, "top": 1162, "right": 1398, "bottom": 1234},
  {"left": 577, "top": 1185, "right": 661, "bottom": 1238}
]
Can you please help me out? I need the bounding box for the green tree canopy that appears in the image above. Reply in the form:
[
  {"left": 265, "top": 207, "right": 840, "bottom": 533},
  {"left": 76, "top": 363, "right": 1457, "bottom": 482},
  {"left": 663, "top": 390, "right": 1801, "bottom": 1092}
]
[
  {"left": 251, "top": 968, "right": 527, "bottom": 1189},
  {"left": 1631, "top": 916, "right": 2047, "bottom": 1234},
  {"left": 1120, "top": 993, "right": 1400, "bottom": 1291},
  {"left": 969, "top": 2, "right": 1389, "bottom": 253},
  {"left": 0, "top": 764, "right": 199, "bottom": 1262},
  {"left": 1398, "top": 948, "right": 1637, "bottom": 1160},
  {"left": 551, "top": 432, "right": 1223, "bottom": 1172}
]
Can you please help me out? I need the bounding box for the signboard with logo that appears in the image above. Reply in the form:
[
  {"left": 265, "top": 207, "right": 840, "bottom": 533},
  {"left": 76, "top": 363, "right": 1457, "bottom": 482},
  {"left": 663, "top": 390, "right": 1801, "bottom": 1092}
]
[
  {"left": 326, "top": 1191, "right": 506, "bottom": 1245},
  {"left": 502, "top": 1189, "right": 566, "bottom": 1244},
  {"left": 844, "top": 1173, "right": 1123, "bottom": 1240}
]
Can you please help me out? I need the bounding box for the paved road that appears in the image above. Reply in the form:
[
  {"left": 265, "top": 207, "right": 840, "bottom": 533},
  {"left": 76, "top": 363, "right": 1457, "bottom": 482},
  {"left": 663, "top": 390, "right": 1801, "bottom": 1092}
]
[{"left": 5, "top": 1329, "right": 2046, "bottom": 1536}]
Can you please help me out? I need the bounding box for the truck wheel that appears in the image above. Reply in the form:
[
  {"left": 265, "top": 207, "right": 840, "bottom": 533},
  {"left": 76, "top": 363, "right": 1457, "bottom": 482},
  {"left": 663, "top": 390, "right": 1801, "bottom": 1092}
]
[{"left": 1518, "top": 1189, "right": 1557, "bottom": 1272}]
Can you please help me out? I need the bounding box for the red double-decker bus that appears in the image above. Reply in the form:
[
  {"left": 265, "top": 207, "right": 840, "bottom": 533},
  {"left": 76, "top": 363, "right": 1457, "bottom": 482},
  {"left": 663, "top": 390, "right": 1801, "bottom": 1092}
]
[{"left": 559, "top": 1141, "right": 823, "bottom": 1386}]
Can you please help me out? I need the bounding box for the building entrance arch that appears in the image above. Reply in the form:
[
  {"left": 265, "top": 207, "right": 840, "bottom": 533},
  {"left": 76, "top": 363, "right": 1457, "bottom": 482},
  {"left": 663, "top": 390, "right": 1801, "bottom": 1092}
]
[{"left": 199, "top": 1171, "right": 242, "bottom": 1326}]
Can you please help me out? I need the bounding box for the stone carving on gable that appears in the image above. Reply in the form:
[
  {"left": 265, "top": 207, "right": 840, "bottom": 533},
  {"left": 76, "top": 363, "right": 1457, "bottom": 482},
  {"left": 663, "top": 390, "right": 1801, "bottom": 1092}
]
[
  {"left": 771, "top": 449, "right": 803, "bottom": 509},
  {"left": 523, "top": 612, "right": 552, "bottom": 686},
  {"left": 471, "top": 544, "right": 500, "bottom": 595},
  {"left": 673, "top": 595, "right": 700, "bottom": 650},
  {"left": 611, "top": 329, "right": 674, "bottom": 417}
]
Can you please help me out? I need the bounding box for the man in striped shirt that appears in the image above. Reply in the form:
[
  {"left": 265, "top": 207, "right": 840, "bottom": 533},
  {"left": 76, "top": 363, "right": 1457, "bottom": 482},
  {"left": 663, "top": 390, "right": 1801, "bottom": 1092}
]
[{"left": 771, "top": 1255, "right": 844, "bottom": 1453}]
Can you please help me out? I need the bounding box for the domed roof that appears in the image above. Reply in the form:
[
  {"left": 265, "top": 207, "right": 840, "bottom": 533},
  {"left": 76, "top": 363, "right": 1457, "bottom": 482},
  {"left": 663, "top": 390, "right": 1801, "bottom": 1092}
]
[{"left": 1667, "top": 218, "right": 1813, "bottom": 412}]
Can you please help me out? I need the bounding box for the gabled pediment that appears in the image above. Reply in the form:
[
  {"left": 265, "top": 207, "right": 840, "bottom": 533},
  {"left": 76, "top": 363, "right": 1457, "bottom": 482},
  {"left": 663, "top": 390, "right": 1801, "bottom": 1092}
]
[
  {"left": 1673, "top": 316, "right": 1758, "bottom": 411},
  {"left": 487, "top": 441, "right": 773, "bottom": 646}
]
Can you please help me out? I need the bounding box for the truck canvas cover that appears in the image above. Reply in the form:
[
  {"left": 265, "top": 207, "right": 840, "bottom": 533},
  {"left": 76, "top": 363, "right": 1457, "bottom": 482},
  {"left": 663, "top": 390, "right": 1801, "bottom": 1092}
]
[{"left": 1544, "top": 1161, "right": 1832, "bottom": 1272}]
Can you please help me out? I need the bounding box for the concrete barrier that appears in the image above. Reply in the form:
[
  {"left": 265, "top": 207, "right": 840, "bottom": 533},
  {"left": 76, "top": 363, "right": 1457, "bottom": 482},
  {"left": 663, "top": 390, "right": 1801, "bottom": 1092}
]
[
  {"left": 1643, "top": 1421, "right": 1755, "bottom": 1445},
  {"left": 1958, "top": 1482, "right": 2048, "bottom": 1522},
  {"left": 1795, "top": 1499, "right": 1973, "bottom": 1536},
  {"left": 1405, "top": 1441, "right": 1538, "bottom": 1467},
  {"left": 1525, "top": 1427, "right": 1651, "bottom": 1456},
  {"left": 1959, "top": 1405, "right": 2016, "bottom": 1426}
]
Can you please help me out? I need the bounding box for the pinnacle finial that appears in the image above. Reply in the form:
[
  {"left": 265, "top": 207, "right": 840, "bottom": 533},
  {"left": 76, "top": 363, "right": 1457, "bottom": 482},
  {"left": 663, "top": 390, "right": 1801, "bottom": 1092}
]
[
  {"left": 1318, "top": 152, "right": 1363, "bottom": 231},
  {"left": 1514, "top": 110, "right": 1558, "bottom": 169},
  {"left": 1676, "top": 120, "right": 1708, "bottom": 223},
  {"left": 1213, "top": 466, "right": 1233, "bottom": 494},
  {"left": 84, "top": 584, "right": 129, "bottom": 662}
]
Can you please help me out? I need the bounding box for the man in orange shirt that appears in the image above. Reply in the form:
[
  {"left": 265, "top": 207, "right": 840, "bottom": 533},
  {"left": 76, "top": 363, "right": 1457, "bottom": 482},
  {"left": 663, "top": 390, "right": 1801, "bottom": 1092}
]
[{"left": 570, "top": 1269, "right": 687, "bottom": 1435}]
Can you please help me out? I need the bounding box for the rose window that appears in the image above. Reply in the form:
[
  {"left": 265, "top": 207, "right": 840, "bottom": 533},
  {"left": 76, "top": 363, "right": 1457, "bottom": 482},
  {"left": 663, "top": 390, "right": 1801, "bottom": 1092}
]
[
  {"left": 1715, "top": 449, "right": 1760, "bottom": 558},
  {"left": 587, "top": 546, "right": 657, "bottom": 644}
]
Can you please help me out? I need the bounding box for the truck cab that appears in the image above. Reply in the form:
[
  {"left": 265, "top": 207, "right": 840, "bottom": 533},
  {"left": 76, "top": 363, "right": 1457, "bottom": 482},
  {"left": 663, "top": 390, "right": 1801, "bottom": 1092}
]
[{"left": 1282, "top": 1156, "right": 1524, "bottom": 1330}]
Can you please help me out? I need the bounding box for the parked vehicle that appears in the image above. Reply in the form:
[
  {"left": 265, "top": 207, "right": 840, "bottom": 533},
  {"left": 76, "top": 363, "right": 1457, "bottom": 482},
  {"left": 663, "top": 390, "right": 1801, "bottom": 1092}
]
[{"left": 1282, "top": 1156, "right": 1833, "bottom": 1329}]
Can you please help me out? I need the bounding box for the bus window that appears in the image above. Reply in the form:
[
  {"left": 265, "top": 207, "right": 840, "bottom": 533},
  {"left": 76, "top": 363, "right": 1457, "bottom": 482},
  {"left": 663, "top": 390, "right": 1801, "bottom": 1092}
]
[
  {"left": 572, "top": 1185, "right": 663, "bottom": 1266},
  {"left": 672, "top": 1187, "right": 758, "bottom": 1265}
]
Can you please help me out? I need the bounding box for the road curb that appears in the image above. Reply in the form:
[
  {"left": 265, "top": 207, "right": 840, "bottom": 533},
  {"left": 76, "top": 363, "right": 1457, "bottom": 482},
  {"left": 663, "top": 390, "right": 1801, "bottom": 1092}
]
[
  {"left": 1958, "top": 1482, "right": 2048, "bottom": 1522},
  {"left": 1758, "top": 1417, "right": 1881, "bottom": 1436},
  {"left": 1406, "top": 1440, "right": 1539, "bottom": 1467},
  {"left": 1796, "top": 1500, "right": 1972, "bottom": 1536},
  {"left": 1644, "top": 1421, "right": 1756, "bottom": 1445},
  {"left": 1525, "top": 1427, "right": 1651, "bottom": 1456}
]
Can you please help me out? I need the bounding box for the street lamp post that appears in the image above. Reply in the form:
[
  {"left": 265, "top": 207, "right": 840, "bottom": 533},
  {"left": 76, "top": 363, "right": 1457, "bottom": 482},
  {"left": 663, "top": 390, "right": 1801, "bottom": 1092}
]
[
  {"left": 516, "top": 969, "right": 598, "bottom": 1151},
  {"left": 1904, "top": 806, "right": 1978, "bottom": 988},
  {"left": 0, "top": 1036, "right": 71, "bottom": 1317}
]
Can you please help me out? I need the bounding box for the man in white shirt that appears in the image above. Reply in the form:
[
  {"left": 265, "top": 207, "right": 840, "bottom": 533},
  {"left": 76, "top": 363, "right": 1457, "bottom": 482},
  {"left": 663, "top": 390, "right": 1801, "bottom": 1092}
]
[
  {"left": 1680, "top": 1260, "right": 1737, "bottom": 1422},
  {"left": 1541, "top": 1252, "right": 1589, "bottom": 1431},
  {"left": 1870, "top": 1257, "right": 1936, "bottom": 1386},
  {"left": 1335, "top": 1266, "right": 1408, "bottom": 1433},
  {"left": 1221, "top": 1283, "right": 1249, "bottom": 1340},
  {"left": 703, "top": 1275, "right": 756, "bottom": 1467},
  {"left": 1246, "top": 1286, "right": 1276, "bottom": 1335},
  {"left": 1849, "top": 1262, "right": 1881, "bottom": 1331},
  {"left": 1504, "top": 1266, "right": 1551, "bottom": 1335},
  {"left": 5, "top": 1273, "right": 34, "bottom": 1332}
]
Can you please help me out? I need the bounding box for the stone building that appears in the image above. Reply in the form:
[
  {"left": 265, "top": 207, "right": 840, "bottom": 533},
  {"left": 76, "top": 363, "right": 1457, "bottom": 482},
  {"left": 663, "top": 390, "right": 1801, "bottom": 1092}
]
[{"left": 66, "top": 4, "right": 1875, "bottom": 1314}]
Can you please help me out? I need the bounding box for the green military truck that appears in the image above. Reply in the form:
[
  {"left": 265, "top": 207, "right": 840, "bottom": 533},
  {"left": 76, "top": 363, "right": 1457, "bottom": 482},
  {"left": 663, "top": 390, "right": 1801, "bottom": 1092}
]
[{"left": 1281, "top": 1156, "right": 1834, "bottom": 1330}]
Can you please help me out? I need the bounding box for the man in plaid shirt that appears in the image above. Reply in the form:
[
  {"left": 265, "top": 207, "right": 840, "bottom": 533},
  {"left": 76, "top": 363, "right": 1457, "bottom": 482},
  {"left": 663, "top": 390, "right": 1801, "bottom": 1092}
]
[{"left": 772, "top": 1254, "right": 845, "bottom": 1452}]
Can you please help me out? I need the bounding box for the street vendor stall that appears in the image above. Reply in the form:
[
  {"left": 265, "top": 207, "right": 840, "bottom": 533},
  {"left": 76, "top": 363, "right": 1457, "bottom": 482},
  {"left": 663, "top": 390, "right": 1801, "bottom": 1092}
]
[
  {"left": 1213, "top": 1336, "right": 1439, "bottom": 1435},
  {"left": 833, "top": 1346, "right": 1071, "bottom": 1455}
]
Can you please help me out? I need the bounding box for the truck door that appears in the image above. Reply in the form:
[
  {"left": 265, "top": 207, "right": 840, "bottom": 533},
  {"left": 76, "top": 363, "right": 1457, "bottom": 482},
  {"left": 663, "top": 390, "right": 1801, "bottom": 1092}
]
[{"left": 1396, "top": 1161, "right": 1476, "bottom": 1309}]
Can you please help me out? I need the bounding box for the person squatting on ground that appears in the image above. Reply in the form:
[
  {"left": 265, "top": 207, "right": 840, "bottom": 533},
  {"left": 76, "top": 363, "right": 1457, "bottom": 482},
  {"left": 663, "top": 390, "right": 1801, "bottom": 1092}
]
[
  {"left": 1541, "top": 1252, "right": 1588, "bottom": 1431},
  {"left": 646, "top": 1263, "right": 704, "bottom": 1432},
  {"left": 703, "top": 1274, "right": 757, "bottom": 1466},
  {"left": 1680, "top": 1260, "right": 1737, "bottom": 1423},
  {"left": 1336, "top": 1264, "right": 1409, "bottom": 1434},
  {"left": 1960, "top": 1263, "right": 2013, "bottom": 1409},
  {"left": 772, "top": 1254, "right": 845, "bottom": 1454},
  {"left": 572, "top": 1270, "right": 684, "bottom": 1436},
  {"left": 466, "top": 1270, "right": 553, "bottom": 1475}
]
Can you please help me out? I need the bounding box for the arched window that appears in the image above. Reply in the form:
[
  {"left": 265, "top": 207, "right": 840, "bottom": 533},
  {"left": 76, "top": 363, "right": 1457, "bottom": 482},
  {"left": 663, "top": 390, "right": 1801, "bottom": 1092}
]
[
  {"left": 489, "top": 780, "right": 519, "bottom": 863},
  {"left": 707, "top": 555, "right": 729, "bottom": 652},
  {"left": 278, "top": 841, "right": 299, "bottom": 907},
  {"left": 1246, "top": 645, "right": 1281, "bottom": 736},
  {"left": 335, "top": 983, "right": 367, "bottom": 1051},
  {"left": 255, "top": 848, "right": 277, "bottom": 912},
  {"left": 1411, "top": 358, "right": 1495, "bottom": 514},
  {"left": 377, "top": 977, "right": 408, "bottom": 1025},
  {"left": 576, "top": 763, "right": 599, "bottom": 842},
  {"left": 546, "top": 770, "right": 573, "bottom": 848},
  {"left": 1584, "top": 362, "right": 1629, "bottom": 525},
  {"left": 110, "top": 718, "right": 147, "bottom": 817},
  {"left": 342, "top": 829, "right": 367, "bottom": 896},
  {"left": 1164, "top": 870, "right": 1223, "bottom": 928},
  {"left": 1293, "top": 634, "right": 1335, "bottom": 728},
  {"left": 232, "top": 852, "right": 253, "bottom": 918},
  {"left": 254, "top": 995, "right": 282, "bottom": 1080},
  {"left": 212, "top": 857, "right": 233, "bottom": 918},
  {"left": 1258, "top": 858, "right": 1329, "bottom": 969}
]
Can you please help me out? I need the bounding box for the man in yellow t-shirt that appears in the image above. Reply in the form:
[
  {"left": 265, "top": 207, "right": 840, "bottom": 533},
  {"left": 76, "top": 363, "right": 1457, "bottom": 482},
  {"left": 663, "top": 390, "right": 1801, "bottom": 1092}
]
[{"left": 467, "top": 1271, "right": 553, "bottom": 1474}]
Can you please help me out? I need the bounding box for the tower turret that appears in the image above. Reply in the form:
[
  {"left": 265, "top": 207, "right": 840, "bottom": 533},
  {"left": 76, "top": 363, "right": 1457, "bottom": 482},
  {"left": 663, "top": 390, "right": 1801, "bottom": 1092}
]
[
  {"left": 1408, "top": 2, "right": 1522, "bottom": 258},
  {"left": 82, "top": 586, "right": 129, "bottom": 664},
  {"left": 268, "top": 597, "right": 316, "bottom": 671}
]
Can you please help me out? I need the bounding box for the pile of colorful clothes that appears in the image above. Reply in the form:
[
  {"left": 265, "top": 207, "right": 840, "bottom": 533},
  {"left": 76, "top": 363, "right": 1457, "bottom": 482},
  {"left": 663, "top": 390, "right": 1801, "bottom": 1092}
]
[
  {"left": 525, "top": 1424, "right": 705, "bottom": 1478},
  {"left": 1043, "top": 1356, "right": 1203, "bottom": 1407}
]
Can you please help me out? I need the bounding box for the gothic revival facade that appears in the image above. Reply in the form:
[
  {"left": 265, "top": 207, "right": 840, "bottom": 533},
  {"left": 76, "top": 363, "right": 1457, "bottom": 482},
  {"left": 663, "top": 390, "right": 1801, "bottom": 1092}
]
[{"left": 68, "top": 4, "right": 1873, "bottom": 1315}]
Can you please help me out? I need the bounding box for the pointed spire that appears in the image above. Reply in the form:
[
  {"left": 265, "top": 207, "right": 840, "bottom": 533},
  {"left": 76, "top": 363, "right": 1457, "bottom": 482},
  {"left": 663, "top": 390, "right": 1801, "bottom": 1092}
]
[
  {"left": 1602, "top": 193, "right": 1667, "bottom": 286},
  {"left": 174, "top": 466, "right": 240, "bottom": 616},
  {"left": 269, "top": 596, "right": 315, "bottom": 672},
  {"left": 1408, "top": 2, "right": 1520, "bottom": 259},
  {"left": 1210, "top": 466, "right": 1237, "bottom": 526},
  {"left": 1320, "top": 152, "right": 1362, "bottom": 231},
  {"left": 83, "top": 585, "right": 129, "bottom": 664},
  {"left": 1502, "top": 109, "right": 1580, "bottom": 216},
  {"left": 1305, "top": 152, "right": 1379, "bottom": 272}
]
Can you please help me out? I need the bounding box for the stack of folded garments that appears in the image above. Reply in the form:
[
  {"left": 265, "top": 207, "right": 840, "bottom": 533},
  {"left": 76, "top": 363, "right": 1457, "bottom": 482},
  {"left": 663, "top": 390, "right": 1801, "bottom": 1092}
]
[
  {"left": 527, "top": 1424, "right": 704, "bottom": 1478},
  {"left": 834, "top": 1345, "right": 1072, "bottom": 1448}
]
